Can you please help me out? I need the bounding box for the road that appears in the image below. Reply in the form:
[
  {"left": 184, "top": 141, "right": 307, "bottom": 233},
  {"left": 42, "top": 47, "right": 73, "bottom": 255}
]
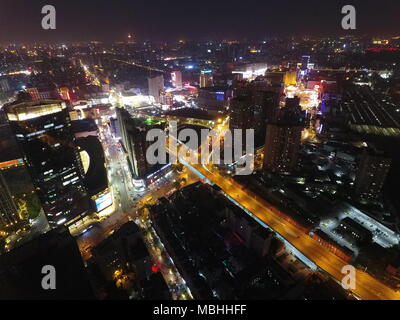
[
  {"left": 191, "top": 162, "right": 400, "bottom": 300},
  {"left": 142, "top": 219, "right": 194, "bottom": 300},
  {"left": 75, "top": 122, "right": 199, "bottom": 299},
  {"left": 167, "top": 134, "right": 400, "bottom": 300}
]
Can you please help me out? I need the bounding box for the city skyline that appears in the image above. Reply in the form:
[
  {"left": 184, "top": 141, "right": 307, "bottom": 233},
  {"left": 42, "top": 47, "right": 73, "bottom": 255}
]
[{"left": 1, "top": 0, "right": 400, "bottom": 304}]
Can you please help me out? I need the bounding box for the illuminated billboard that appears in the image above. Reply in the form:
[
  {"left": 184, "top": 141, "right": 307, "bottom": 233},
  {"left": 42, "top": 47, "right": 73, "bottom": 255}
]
[{"left": 95, "top": 192, "right": 113, "bottom": 212}]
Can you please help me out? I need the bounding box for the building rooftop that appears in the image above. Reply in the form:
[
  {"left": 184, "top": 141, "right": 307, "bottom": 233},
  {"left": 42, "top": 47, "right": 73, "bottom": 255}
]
[{"left": 4, "top": 100, "right": 66, "bottom": 121}]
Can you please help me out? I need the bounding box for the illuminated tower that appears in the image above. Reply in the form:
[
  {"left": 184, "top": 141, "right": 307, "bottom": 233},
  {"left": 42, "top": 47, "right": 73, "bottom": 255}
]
[{"left": 4, "top": 100, "right": 89, "bottom": 227}]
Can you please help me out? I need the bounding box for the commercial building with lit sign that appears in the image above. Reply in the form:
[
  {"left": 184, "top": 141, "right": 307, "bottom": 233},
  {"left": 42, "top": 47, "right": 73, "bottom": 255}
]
[
  {"left": 4, "top": 100, "right": 90, "bottom": 227},
  {"left": 94, "top": 191, "right": 113, "bottom": 213}
]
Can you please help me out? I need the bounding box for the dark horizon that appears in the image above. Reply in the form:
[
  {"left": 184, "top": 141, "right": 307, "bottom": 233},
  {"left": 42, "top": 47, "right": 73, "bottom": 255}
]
[{"left": 0, "top": 0, "right": 399, "bottom": 44}]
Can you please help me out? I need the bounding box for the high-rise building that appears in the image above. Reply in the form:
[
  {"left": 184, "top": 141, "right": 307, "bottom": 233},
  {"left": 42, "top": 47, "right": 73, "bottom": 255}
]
[
  {"left": 300, "top": 55, "right": 311, "bottom": 71},
  {"left": 253, "top": 90, "right": 281, "bottom": 131},
  {"left": 0, "top": 172, "right": 19, "bottom": 230},
  {"left": 230, "top": 95, "right": 254, "bottom": 131},
  {"left": 355, "top": 148, "right": 391, "bottom": 200},
  {"left": 197, "top": 86, "right": 231, "bottom": 114},
  {"left": 171, "top": 71, "right": 182, "bottom": 89},
  {"left": 148, "top": 75, "right": 164, "bottom": 103},
  {"left": 117, "top": 108, "right": 166, "bottom": 188},
  {"left": 264, "top": 97, "right": 304, "bottom": 174},
  {"left": 0, "top": 111, "right": 41, "bottom": 231},
  {"left": 230, "top": 87, "right": 280, "bottom": 147},
  {"left": 199, "top": 70, "right": 214, "bottom": 88},
  {"left": 4, "top": 100, "right": 89, "bottom": 227}
]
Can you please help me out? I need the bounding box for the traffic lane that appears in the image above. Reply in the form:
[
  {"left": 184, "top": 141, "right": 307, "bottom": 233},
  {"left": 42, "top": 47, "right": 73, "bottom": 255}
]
[
  {"left": 190, "top": 162, "right": 400, "bottom": 300},
  {"left": 216, "top": 169, "right": 397, "bottom": 300}
]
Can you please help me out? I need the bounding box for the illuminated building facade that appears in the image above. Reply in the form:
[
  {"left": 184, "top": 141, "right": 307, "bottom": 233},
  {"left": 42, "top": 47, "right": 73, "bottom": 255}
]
[
  {"left": 230, "top": 86, "right": 280, "bottom": 147},
  {"left": 199, "top": 70, "right": 214, "bottom": 88},
  {"left": 0, "top": 112, "right": 35, "bottom": 230},
  {"left": 0, "top": 172, "right": 20, "bottom": 230},
  {"left": 300, "top": 55, "right": 311, "bottom": 71},
  {"left": 117, "top": 108, "right": 166, "bottom": 188},
  {"left": 230, "top": 95, "right": 254, "bottom": 131},
  {"left": 171, "top": 71, "right": 183, "bottom": 89},
  {"left": 148, "top": 75, "right": 164, "bottom": 103},
  {"left": 197, "top": 86, "right": 231, "bottom": 114},
  {"left": 75, "top": 134, "right": 112, "bottom": 214},
  {"left": 59, "top": 87, "right": 71, "bottom": 101},
  {"left": 4, "top": 100, "right": 89, "bottom": 227},
  {"left": 283, "top": 71, "right": 297, "bottom": 86},
  {"left": 160, "top": 92, "right": 173, "bottom": 106},
  {"left": 232, "top": 63, "right": 268, "bottom": 80},
  {"left": 26, "top": 82, "right": 60, "bottom": 101},
  {"left": 264, "top": 97, "right": 304, "bottom": 174}
]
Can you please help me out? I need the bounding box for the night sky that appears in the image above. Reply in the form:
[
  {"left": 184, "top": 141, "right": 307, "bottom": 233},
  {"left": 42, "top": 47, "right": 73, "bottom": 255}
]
[{"left": 0, "top": 0, "right": 399, "bottom": 43}]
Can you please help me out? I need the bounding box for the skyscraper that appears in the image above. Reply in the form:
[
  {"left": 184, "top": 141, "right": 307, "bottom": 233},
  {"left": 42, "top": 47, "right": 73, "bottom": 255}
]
[
  {"left": 264, "top": 97, "right": 304, "bottom": 174},
  {"left": 117, "top": 108, "right": 166, "bottom": 188},
  {"left": 0, "top": 110, "right": 40, "bottom": 231},
  {"left": 148, "top": 75, "right": 164, "bottom": 103},
  {"left": 199, "top": 70, "right": 214, "bottom": 88},
  {"left": 301, "top": 55, "right": 311, "bottom": 71},
  {"left": 4, "top": 100, "right": 89, "bottom": 227},
  {"left": 254, "top": 90, "right": 280, "bottom": 142},
  {"left": 229, "top": 95, "right": 254, "bottom": 131},
  {"left": 0, "top": 172, "right": 19, "bottom": 230},
  {"left": 355, "top": 148, "right": 391, "bottom": 201},
  {"left": 230, "top": 88, "right": 280, "bottom": 147},
  {"left": 171, "top": 71, "right": 183, "bottom": 89}
]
